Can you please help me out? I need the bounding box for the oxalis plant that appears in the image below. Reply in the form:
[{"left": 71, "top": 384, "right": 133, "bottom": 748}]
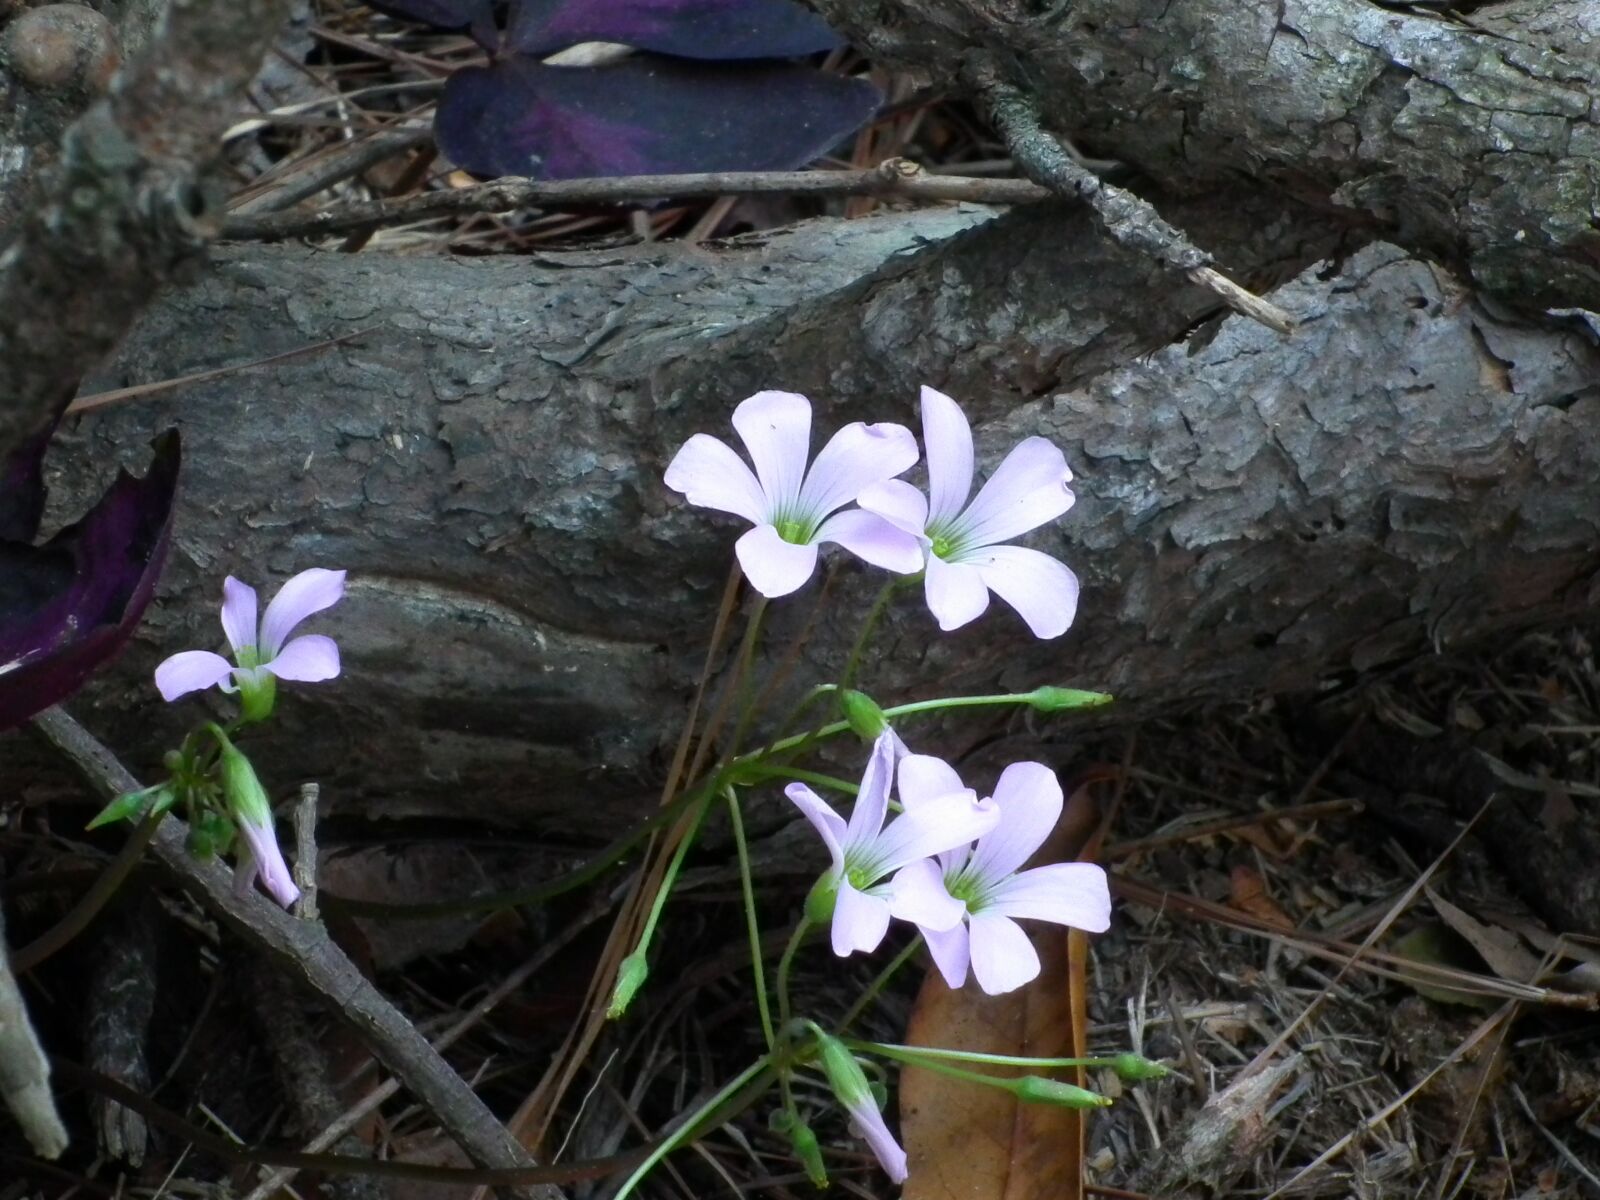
[{"left": 94, "top": 385, "right": 1163, "bottom": 1190}]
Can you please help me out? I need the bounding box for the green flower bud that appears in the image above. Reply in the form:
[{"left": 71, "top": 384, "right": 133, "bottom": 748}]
[
  {"left": 607, "top": 952, "right": 649, "bottom": 1019},
  {"left": 1013, "top": 1076, "right": 1112, "bottom": 1108},
  {"left": 87, "top": 783, "right": 173, "bottom": 830},
  {"left": 186, "top": 808, "right": 235, "bottom": 859},
  {"left": 1111, "top": 1052, "right": 1169, "bottom": 1081},
  {"left": 1025, "top": 687, "right": 1113, "bottom": 712},
  {"left": 804, "top": 873, "right": 839, "bottom": 926},
  {"left": 788, "top": 1116, "right": 829, "bottom": 1188},
  {"left": 218, "top": 739, "right": 273, "bottom": 829},
  {"left": 839, "top": 689, "right": 889, "bottom": 742},
  {"left": 814, "top": 1030, "right": 873, "bottom": 1111}
]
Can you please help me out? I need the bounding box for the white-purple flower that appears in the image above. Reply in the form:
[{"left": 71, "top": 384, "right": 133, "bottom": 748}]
[
  {"left": 663, "top": 390, "right": 924, "bottom": 598},
  {"left": 858, "top": 386, "right": 1080, "bottom": 638},
  {"left": 901, "top": 756, "right": 1111, "bottom": 995},
  {"left": 815, "top": 1027, "right": 908, "bottom": 1184},
  {"left": 155, "top": 569, "right": 346, "bottom": 704},
  {"left": 786, "top": 731, "right": 998, "bottom": 957}
]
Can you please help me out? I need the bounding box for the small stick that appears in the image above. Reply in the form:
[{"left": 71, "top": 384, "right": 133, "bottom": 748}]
[
  {"left": 970, "top": 59, "right": 1296, "bottom": 336},
  {"left": 222, "top": 160, "right": 1052, "bottom": 241},
  {"left": 292, "top": 782, "right": 320, "bottom": 922},
  {"left": 0, "top": 904, "right": 69, "bottom": 1159},
  {"left": 29, "top": 706, "right": 560, "bottom": 1200}
]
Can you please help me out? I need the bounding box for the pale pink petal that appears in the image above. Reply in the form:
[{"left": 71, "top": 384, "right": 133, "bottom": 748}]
[
  {"left": 989, "top": 862, "right": 1112, "bottom": 933},
  {"left": 220, "top": 576, "right": 258, "bottom": 657},
  {"left": 843, "top": 730, "right": 897, "bottom": 849},
  {"left": 856, "top": 477, "right": 929, "bottom": 538},
  {"left": 663, "top": 434, "right": 768, "bottom": 523},
  {"left": 968, "top": 911, "right": 1041, "bottom": 995},
  {"left": 260, "top": 569, "right": 346, "bottom": 659},
  {"left": 896, "top": 753, "right": 968, "bottom": 808},
  {"left": 265, "top": 634, "right": 341, "bottom": 683},
  {"left": 888, "top": 857, "right": 967, "bottom": 931},
  {"left": 833, "top": 880, "right": 892, "bottom": 956},
  {"left": 925, "top": 553, "right": 989, "bottom": 631},
  {"left": 958, "top": 437, "right": 1075, "bottom": 548},
  {"left": 847, "top": 1097, "right": 908, "bottom": 1184},
  {"left": 731, "top": 390, "right": 811, "bottom": 509},
  {"left": 972, "top": 545, "right": 1080, "bottom": 639},
  {"left": 235, "top": 815, "right": 301, "bottom": 908},
  {"left": 813, "top": 509, "right": 923, "bottom": 575},
  {"left": 734, "top": 524, "right": 819, "bottom": 598},
  {"left": 922, "top": 920, "right": 971, "bottom": 989},
  {"left": 921, "top": 386, "right": 975, "bottom": 525},
  {"left": 784, "top": 783, "right": 848, "bottom": 874},
  {"left": 154, "top": 650, "right": 235, "bottom": 701},
  {"left": 873, "top": 793, "right": 996, "bottom": 874},
  {"left": 968, "top": 761, "right": 1063, "bottom": 881},
  {"left": 797, "top": 421, "right": 918, "bottom": 517}
]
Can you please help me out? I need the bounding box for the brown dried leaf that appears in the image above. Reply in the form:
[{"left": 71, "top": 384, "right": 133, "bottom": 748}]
[
  {"left": 1229, "top": 865, "right": 1293, "bottom": 930},
  {"left": 1426, "top": 889, "right": 1545, "bottom": 985}
]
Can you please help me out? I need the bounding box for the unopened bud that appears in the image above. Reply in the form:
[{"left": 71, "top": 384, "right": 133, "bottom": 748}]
[
  {"left": 1111, "top": 1052, "right": 1169, "bottom": 1081},
  {"left": 1013, "top": 1076, "right": 1112, "bottom": 1108},
  {"left": 607, "top": 952, "right": 649, "bottom": 1019},
  {"left": 839, "top": 689, "right": 888, "bottom": 742},
  {"left": 1025, "top": 686, "right": 1113, "bottom": 712}
]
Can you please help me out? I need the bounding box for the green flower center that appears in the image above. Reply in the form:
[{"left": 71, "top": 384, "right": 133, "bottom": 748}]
[
  {"left": 776, "top": 517, "right": 811, "bottom": 545},
  {"left": 930, "top": 533, "right": 958, "bottom": 561},
  {"left": 927, "top": 519, "right": 966, "bottom": 562}
]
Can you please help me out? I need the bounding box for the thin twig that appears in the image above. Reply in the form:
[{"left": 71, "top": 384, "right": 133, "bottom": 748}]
[
  {"left": 29, "top": 706, "right": 561, "bottom": 1200},
  {"left": 969, "top": 57, "right": 1296, "bottom": 336},
  {"left": 229, "top": 127, "right": 431, "bottom": 215},
  {"left": 222, "top": 159, "right": 1051, "bottom": 241}
]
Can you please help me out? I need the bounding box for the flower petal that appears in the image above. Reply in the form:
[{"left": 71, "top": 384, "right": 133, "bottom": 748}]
[
  {"left": 847, "top": 1097, "right": 909, "bottom": 1184},
  {"left": 896, "top": 752, "right": 968, "bottom": 808},
  {"left": 265, "top": 634, "right": 341, "bottom": 683},
  {"left": 734, "top": 523, "right": 819, "bottom": 598},
  {"left": 856, "top": 477, "right": 929, "bottom": 538},
  {"left": 844, "top": 729, "right": 897, "bottom": 849},
  {"left": 922, "top": 920, "right": 971, "bottom": 989},
  {"left": 832, "top": 879, "right": 892, "bottom": 956},
  {"left": 154, "top": 650, "right": 235, "bottom": 701},
  {"left": 785, "top": 782, "right": 848, "bottom": 875},
  {"left": 220, "top": 576, "right": 258, "bottom": 657},
  {"left": 797, "top": 421, "right": 918, "bottom": 518},
  {"left": 972, "top": 545, "right": 1080, "bottom": 639},
  {"left": 663, "top": 433, "right": 768, "bottom": 523},
  {"left": 731, "top": 390, "right": 811, "bottom": 510},
  {"left": 260, "top": 569, "right": 346, "bottom": 659},
  {"left": 813, "top": 509, "right": 923, "bottom": 575},
  {"left": 968, "top": 761, "right": 1063, "bottom": 882},
  {"left": 968, "top": 911, "right": 1041, "bottom": 994},
  {"left": 925, "top": 553, "right": 989, "bottom": 631},
  {"left": 989, "top": 862, "right": 1112, "bottom": 933},
  {"left": 235, "top": 815, "right": 301, "bottom": 909},
  {"left": 888, "top": 857, "right": 967, "bottom": 931},
  {"left": 921, "top": 385, "right": 975, "bottom": 525},
  {"left": 873, "top": 793, "right": 996, "bottom": 875},
  {"left": 957, "top": 437, "right": 1075, "bottom": 549}
]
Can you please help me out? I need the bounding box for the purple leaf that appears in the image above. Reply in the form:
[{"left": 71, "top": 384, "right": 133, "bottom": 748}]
[
  {"left": 507, "top": 0, "right": 840, "bottom": 60},
  {"left": 365, "top": 0, "right": 499, "bottom": 49},
  {"left": 0, "top": 432, "right": 180, "bottom": 730},
  {"left": 436, "top": 55, "right": 880, "bottom": 180}
]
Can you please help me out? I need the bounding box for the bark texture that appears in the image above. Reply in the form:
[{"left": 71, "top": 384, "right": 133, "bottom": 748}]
[
  {"left": 809, "top": 0, "right": 1600, "bottom": 314},
  {"left": 11, "top": 188, "right": 1599, "bottom": 831}
]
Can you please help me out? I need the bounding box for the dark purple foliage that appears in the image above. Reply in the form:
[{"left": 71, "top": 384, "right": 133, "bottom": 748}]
[
  {"left": 0, "top": 432, "right": 180, "bottom": 730},
  {"left": 506, "top": 0, "right": 840, "bottom": 60},
  {"left": 437, "top": 55, "right": 879, "bottom": 180}
]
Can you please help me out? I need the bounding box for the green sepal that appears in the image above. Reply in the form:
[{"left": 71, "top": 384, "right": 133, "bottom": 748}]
[
  {"left": 1025, "top": 686, "right": 1113, "bottom": 712},
  {"left": 1111, "top": 1052, "right": 1169, "bottom": 1081},
  {"left": 838, "top": 689, "right": 888, "bottom": 743},
  {"left": 87, "top": 783, "right": 175, "bottom": 830},
  {"left": 607, "top": 952, "right": 649, "bottom": 1020},
  {"left": 1013, "top": 1076, "right": 1112, "bottom": 1108}
]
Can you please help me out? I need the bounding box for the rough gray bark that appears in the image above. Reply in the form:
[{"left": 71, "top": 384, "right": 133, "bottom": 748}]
[
  {"left": 809, "top": 0, "right": 1600, "bottom": 315},
  {"left": 10, "top": 188, "right": 1599, "bottom": 832}
]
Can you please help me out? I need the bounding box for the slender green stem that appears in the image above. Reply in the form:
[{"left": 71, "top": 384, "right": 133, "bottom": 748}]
[
  {"left": 775, "top": 917, "right": 813, "bottom": 1031},
  {"left": 629, "top": 792, "right": 713, "bottom": 962},
  {"left": 847, "top": 1042, "right": 1127, "bottom": 1071},
  {"left": 854, "top": 1046, "right": 1014, "bottom": 1091},
  {"left": 840, "top": 579, "right": 904, "bottom": 692},
  {"left": 613, "top": 1056, "right": 776, "bottom": 1200},
  {"left": 725, "top": 786, "right": 774, "bottom": 1049},
  {"left": 768, "top": 683, "right": 837, "bottom": 750},
  {"left": 740, "top": 765, "right": 858, "bottom": 794},
  {"left": 11, "top": 809, "right": 164, "bottom": 972},
  {"left": 836, "top": 934, "right": 923, "bottom": 1034}
]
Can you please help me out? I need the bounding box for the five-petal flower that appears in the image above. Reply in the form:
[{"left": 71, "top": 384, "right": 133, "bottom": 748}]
[
  {"left": 859, "top": 386, "right": 1080, "bottom": 638},
  {"left": 786, "top": 730, "right": 998, "bottom": 957},
  {"left": 664, "top": 390, "right": 924, "bottom": 598},
  {"left": 155, "top": 569, "right": 346, "bottom": 707},
  {"left": 901, "top": 756, "right": 1111, "bottom": 995}
]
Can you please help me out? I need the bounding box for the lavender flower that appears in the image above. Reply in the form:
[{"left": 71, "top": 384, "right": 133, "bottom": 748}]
[
  {"left": 859, "top": 386, "right": 1080, "bottom": 638},
  {"left": 786, "top": 731, "right": 997, "bottom": 957},
  {"left": 155, "top": 569, "right": 345, "bottom": 719},
  {"left": 664, "top": 390, "right": 923, "bottom": 597},
  {"left": 901, "top": 756, "right": 1111, "bottom": 995}
]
